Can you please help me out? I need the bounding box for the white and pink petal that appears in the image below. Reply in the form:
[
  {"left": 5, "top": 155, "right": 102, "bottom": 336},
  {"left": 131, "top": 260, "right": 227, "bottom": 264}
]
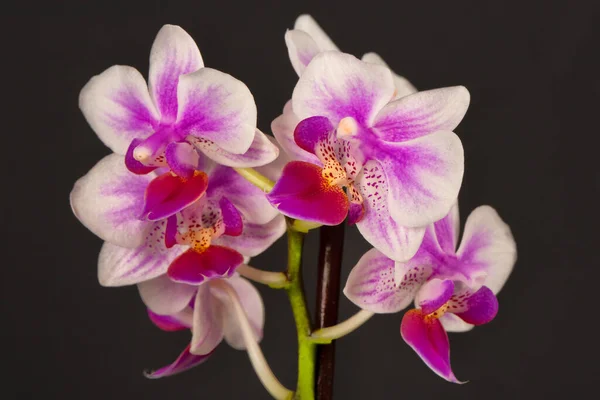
[
  {"left": 191, "top": 284, "right": 225, "bottom": 355},
  {"left": 138, "top": 274, "right": 197, "bottom": 315}
]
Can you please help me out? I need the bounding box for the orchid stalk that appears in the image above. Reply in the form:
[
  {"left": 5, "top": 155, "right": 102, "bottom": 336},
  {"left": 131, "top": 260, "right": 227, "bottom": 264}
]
[{"left": 71, "top": 14, "right": 517, "bottom": 400}]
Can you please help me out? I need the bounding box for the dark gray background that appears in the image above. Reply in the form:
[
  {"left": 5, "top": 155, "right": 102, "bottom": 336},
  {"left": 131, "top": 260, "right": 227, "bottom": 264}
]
[{"left": 4, "top": 0, "right": 599, "bottom": 398}]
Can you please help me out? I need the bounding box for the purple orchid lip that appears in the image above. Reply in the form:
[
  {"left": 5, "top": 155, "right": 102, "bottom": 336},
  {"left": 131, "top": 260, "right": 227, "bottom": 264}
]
[{"left": 167, "top": 246, "right": 244, "bottom": 285}]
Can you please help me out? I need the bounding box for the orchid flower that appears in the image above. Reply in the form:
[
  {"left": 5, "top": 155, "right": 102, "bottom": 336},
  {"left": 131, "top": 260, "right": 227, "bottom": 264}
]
[
  {"left": 70, "top": 153, "right": 285, "bottom": 286},
  {"left": 79, "top": 24, "right": 278, "bottom": 219},
  {"left": 140, "top": 272, "right": 263, "bottom": 377},
  {"left": 268, "top": 49, "right": 468, "bottom": 261},
  {"left": 344, "top": 203, "right": 516, "bottom": 381}
]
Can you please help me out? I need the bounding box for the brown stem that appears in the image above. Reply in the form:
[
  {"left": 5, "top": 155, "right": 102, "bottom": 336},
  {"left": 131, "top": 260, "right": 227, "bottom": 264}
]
[{"left": 314, "top": 223, "right": 345, "bottom": 400}]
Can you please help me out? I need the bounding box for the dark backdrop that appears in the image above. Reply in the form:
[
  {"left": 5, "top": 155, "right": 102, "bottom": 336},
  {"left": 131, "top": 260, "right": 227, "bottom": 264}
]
[{"left": 4, "top": 1, "right": 599, "bottom": 399}]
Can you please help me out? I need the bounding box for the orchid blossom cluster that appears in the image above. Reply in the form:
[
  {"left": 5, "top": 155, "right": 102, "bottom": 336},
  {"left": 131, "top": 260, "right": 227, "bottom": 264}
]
[{"left": 71, "top": 15, "right": 516, "bottom": 399}]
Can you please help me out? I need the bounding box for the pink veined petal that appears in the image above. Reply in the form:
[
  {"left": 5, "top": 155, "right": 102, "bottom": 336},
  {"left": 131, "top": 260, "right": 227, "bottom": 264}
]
[
  {"left": 292, "top": 52, "right": 395, "bottom": 127},
  {"left": 191, "top": 284, "right": 225, "bottom": 355},
  {"left": 206, "top": 164, "right": 279, "bottom": 225},
  {"left": 294, "top": 116, "right": 334, "bottom": 154},
  {"left": 271, "top": 101, "right": 321, "bottom": 165},
  {"left": 457, "top": 206, "right": 517, "bottom": 294},
  {"left": 212, "top": 275, "right": 264, "bottom": 350},
  {"left": 343, "top": 248, "right": 431, "bottom": 314},
  {"left": 285, "top": 29, "right": 321, "bottom": 76},
  {"left": 141, "top": 171, "right": 208, "bottom": 221},
  {"left": 213, "top": 215, "right": 286, "bottom": 258},
  {"left": 451, "top": 285, "right": 499, "bottom": 326},
  {"left": 433, "top": 202, "right": 461, "bottom": 254},
  {"left": 188, "top": 128, "right": 279, "bottom": 167},
  {"left": 125, "top": 138, "right": 158, "bottom": 175},
  {"left": 165, "top": 142, "right": 200, "bottom": 179},
  {"left": 372, "top": 86, "right": 470, "bottom": 142},
  {"left": 79, "top": 65, "right": 160, "bottom": 154},
  {"left": 147, "top": 307, "right": 193, "bottom": 331},
  {"left": 400, "top": 309, "right": 461, "bottom": 383},
  {"left": 378, "top": 130, "right": 464, "bottom": 228},
  {"left": 355, "top": 160, "right": 426, "bottom": 261},
  {"left": 361, "top": 52, "right": 417, "bottom": 100},
  {"left": 167, "top": 246, "right": 244, "bottom": 285},
  {"left": 70, "top": 154, "right": 154, "bottom": 248},
  {"left": 219, "top": 197, "right": 243, "bottom": 237},
  {"left": 415, "top": 279, "right": 455, "bottom": 315},
  {"left": 97, "top": 220, "right": 186, "bottom": 286},
  {"left": 144, "top": 344, "right": 213, "bottom": 379},
  {"left": 138, "top": 274, "right": 197, "bottom": 315},
  {"left": 294, "top": 14, "right": 340, "bottom": 52},
  {"left": 148, "top": 25, "right": 204, "bottom": 122},
  {"left": 175, "top": 68, "right": 256, "bottom": 155},
  {"left": 439, "top": 313, "right": 474, "bottom": 333},
  {"left": 267, "top": 161, "right": 349, "bottom": 225}
]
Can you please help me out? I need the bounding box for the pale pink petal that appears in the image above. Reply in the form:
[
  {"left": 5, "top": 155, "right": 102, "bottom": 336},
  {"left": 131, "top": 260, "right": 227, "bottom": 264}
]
[
  {"left": 355, "top": 160, "right": 426, "bottom": 261},
  {"left": 79, "top": 66, "right": 160, "bottom": 154},
  {"left": 70, "top": 154, "right": 154, "bottom": 248},
  {"left": 361, "top": 52, "right": 417, "bottom": 99},
  {"left": 271, "top": 101, "right": 320, "bottom": 165},
  {"left": 148, "top": 25, "right": 204, "bottom": 122},
  {"left": 191, "top": 284, "right": 225, "bottom": 355},
  {"left": 285, "top": 29, "right": 320, "bottom": 76},
  {"left": 457, "top": 206, "right": 517, "bottom": 294},
  {"left": 214, "top": 215, "right": 286, "bottom": 257},
  {"left": 294, "top": 15, "right": 340, "bottom": 52},
  {"left": 433, "top": 202, "right": 460, "bottom": 254},
  {"left": 439, "top": 313, "right": 474, "bottom": 333},
  {"left": 175, "top": 68, "right": 256, "bottom": 154},
  {"left": 138, "top": 274, "right": 197, "bottom": 315},
  {"left": 292, "top": 52, "right": 395, "bottom": 127}
]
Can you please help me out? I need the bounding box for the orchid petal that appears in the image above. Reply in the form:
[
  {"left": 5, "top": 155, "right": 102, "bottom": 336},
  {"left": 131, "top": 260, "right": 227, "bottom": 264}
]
[
  {"left": 272, "top": 101, "right": 321, "bottom": 165},
  {"left": 215, "top": 275, "right": 264, "bottom": 350},
  {"left": 220, "top": 197, "right": 243, "bottom": 237},
  {"left": 452, "top": 285, "right": 498, "bottom": 325},
  {"left": 165, "top": 215, "right": 178, "bottom": 248},
  {"left": 98, "top": 220, "right": 186, "bottom": 286},
  {"left": 347, "top": 183, "right": 365, "bottom": 225},
  {"left": 457, "top": 206, "right": 517, "bottom": 294},
  {"left": 141, "top": 171, "right": 208, "bottom": 221},
  {"left": 355, "top": 160, "right": 426, "bottom": 261},
  {"left": 138, "top": 274, "right": 197, "bottom": 315},
  {"left": 433, "top": 202, "right": 460, "bottom": 254},
  {"left": 148, "top": 25, "right": 204, "bottom": 122},
  {"left": 189, "top": 129, "right": 278, "bottom": 167},
  {"left": 147, "top": 307, "right": 193, "bottom": 331},
  {"left": 70, "top": 154, "right": 153, "bottom": 248},
  {"left": 254, "top": 135, "right": 293, "bottom": 182},
  {"left": 401, "top": 309, "right": 461, "bottom": 383},
  {"left": 285, "top": 29, "right": 320, "bottom": 76},
  {"left": 207, "top": 164, "right": 279, "bottom": 225},
  {"left": 439, "top": 313, "right": 474, "bottom": 333},
  {"left": 373, "top": 86, "right": 470, "bottom": 142},
  {"left": 144, "top": 344, "right": 212, "bottom": 379},
  {"left": 416, "top": 279, "right": 455, "bottom": 315},
  {"left": 379, "top": 131, "right": 464, "bottom": 228},
  {"left": 294, "top": 15, "right": 340, "bottom": 52},
  {"left": 292, "top": 52, "right": 395, "bottom": 127},
  {"left": 267, "top": 161, "right": 348, "bottom": 225},
  {"left": 191, "top": 284, "right": 225, "bottom": 355},
  {"left": 175, "top": 68, "right": 256, "bottom": 154},
  {"left": 79, "top": 66, "right": 160, "bottom": 154},
  {"left": 294, "top": 116, "right": 334, "bottom": 154},
  {"left": 214, "top": 215, "right": 286, "bottom": 257},
  {"left": 361, "top": 52, "right": 417, "bottom": 100},
  {"left": 167, "top": 247, "right": 244, "bottom": 285},
  {"left": 125, "top": 138, "right": 158, "bottom": 174},
  {"left": 165, "top": 142, "right": 200, "bottom": 179},
  {"left": 343, "top": 248, "right": 431, "bottom": 313}
]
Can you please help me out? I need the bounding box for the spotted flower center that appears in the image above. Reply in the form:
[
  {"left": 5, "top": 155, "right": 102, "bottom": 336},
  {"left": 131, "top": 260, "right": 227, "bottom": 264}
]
[{"left": 425, "top": 303, "right": 450, "bottom": 320}]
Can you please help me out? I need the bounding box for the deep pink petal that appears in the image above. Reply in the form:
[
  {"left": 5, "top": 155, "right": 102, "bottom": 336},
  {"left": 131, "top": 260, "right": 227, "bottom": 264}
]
[
  {"left": 417, "top": 279, "right": 455, "bottom": 315},
  {"left": 165, "top": 142, "right": 200, "bottom": 179},
  {"left": 142, "top": 171, "right": 208, "bottom": 221},
  {"left": 401, "top": 309, "right": 461, "bottom": 383},
  {"left": 220, "top": 197, "right": 243, "bottom": 237},
  {"left": 267, "top": 161, "right": 348, "bottom": 225},
  {"left": 144, "top": 344, "right": 212, "bottom": 379},
  {"left": 453, "top": 286, "right": 498, "bottom": 326},
  {"left": 147, "top": 308, "right": 192, "bottom": 331},
  {"left": 125, "top": 138, "right": 157, "bottom": 175},
  {"left": 165, "top": 215, "right": 178, "bottom": 248},
  {"left": 167, "top": 246, "right": 244, "bottom": 285},
  {"left": 293, "top": 116, "right": 334, "bottom": 154}
]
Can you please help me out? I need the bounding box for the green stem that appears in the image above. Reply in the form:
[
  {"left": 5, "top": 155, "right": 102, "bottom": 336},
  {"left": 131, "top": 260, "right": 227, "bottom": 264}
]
[{"left": 285, "top": 226, "right": 316, "bottom": 400}]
